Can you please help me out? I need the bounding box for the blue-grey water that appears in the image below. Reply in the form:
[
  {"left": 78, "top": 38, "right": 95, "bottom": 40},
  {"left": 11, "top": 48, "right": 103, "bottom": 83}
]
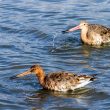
[{"left": 0, "top": 0, "right": 110, "bottom": 110}]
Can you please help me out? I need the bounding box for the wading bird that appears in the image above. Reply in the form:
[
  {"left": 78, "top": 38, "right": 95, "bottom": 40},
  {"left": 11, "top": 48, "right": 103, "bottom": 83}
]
[
  {"left": 13, "top": 64, "right": 96, "bottom": 92},
  {"left": 63, "top": 21, "right": 110, "bottom": 46}
]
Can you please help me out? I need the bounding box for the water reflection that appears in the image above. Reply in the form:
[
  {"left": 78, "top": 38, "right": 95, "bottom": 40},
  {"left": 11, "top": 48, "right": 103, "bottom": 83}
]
[{"left": 26, "top": 88, "right": 110, "bottom": 110}]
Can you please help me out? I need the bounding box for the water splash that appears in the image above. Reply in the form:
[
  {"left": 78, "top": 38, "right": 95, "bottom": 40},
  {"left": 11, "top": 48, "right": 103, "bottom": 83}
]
[
  {"left": 51, "top": 33, "right": 57, "bottom": 52},
  {"left": 53, "top": 33, "right": 57, "bottom": 47}
]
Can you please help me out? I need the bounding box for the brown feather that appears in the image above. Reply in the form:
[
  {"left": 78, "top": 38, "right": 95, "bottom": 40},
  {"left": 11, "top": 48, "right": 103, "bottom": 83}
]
[{"left": 15, "top": 65, "right": 96, "bottom": 91}]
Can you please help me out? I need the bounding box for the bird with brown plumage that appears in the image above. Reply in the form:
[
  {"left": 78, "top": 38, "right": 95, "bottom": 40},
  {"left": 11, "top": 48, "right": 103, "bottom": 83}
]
[
  {"left": 63, "top": 21, "right": 110, "bottom": 46},
  {"left": 12, "top": 64, "right": 96, "bottom": 92}
]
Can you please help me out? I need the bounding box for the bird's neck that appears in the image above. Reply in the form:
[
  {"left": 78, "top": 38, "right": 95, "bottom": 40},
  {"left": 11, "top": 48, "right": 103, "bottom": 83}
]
[
  {"left": 81, "top": 28, "right": 90, "bottom": 44},
  {"left": 36, "top": 68, "right": 46, "bottom": 86}
]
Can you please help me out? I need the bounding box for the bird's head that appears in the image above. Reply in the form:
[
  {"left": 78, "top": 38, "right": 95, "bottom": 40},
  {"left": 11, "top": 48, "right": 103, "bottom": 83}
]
[{"left": 11, "top": 64, "right": 44, "bottom": 79}]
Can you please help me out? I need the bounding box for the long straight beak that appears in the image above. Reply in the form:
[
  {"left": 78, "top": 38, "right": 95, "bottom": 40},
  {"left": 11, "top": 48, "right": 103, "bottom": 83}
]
[
  {"left": 16, "top": 70, "right": 31, "bottom": 78},
  {"left": 62, "top": 25, "right": 80, "bottom": 33},
  {"left": 10, "top": 70, "right": 31, "bottom": 79}
]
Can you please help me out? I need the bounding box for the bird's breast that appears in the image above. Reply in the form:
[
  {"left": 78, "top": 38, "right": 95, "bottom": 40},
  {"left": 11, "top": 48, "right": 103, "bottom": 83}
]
[{"left": 81, "top": 30, "right": 103, "bottom": 45}]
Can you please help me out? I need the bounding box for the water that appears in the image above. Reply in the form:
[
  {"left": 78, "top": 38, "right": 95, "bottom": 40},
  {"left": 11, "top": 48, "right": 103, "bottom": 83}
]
[{"left": 0, "top": 0, "right": 110, "bottom": 110}]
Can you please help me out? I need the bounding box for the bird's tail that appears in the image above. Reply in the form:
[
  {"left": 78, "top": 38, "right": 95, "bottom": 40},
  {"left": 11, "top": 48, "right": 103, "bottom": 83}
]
[
  {"left": 90, "top": 74, "right": 97, "bottom": 81},
  {"left": 78, "top": 74, "right": 97, "bottom": 84},
  {"left": 74, "top": 74, "right": 97, "bottom": 89}
]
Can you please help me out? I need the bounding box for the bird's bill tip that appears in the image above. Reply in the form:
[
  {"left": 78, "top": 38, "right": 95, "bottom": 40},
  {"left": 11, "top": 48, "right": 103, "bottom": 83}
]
[
  {"left": 62, "top": 30, "right": 69, "bottom": 34},
  {"left": 10, "top": 75, "right": 19, "bottom": 80}
]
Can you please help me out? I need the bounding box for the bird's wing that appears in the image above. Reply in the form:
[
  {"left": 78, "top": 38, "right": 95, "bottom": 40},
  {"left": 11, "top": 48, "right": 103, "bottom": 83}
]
[
  {"left": 45, "top": 72, "right": 76, "bottom": 85},
  {"left": 46, "top": 72, "right": 76, "bottom": 82},
  {"left": 44, "top": 72, "right": 95, "bottom": 91},
  {"left": 87, "top": 24, "right": 110, "bottom": 44}
]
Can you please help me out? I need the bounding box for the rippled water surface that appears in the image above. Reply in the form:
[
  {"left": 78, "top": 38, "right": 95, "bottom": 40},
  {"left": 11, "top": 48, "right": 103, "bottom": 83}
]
[{"left": 0, "top": 0, "right": 110, "bottom": 110}]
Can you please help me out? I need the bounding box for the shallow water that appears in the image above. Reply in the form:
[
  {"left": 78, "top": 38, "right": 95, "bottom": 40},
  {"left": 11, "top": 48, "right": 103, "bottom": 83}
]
[{"left": 0, "top": 0, "right": 110, "bottom": 110}]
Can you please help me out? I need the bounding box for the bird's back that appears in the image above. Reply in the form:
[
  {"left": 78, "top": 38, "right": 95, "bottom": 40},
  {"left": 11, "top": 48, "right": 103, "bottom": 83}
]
[
  {"left": 87, "top": 24, "right": 110, "bottom": 45},
  {"left": 43, "top": 72, "right": 95, "bottom": 91}
]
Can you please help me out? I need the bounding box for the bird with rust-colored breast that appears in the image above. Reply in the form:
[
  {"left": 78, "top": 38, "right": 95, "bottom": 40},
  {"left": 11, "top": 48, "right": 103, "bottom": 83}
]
[
  {"left": 12, "top": 64, "right": 96, "bottom": 92},
  {"left": 63, "top": 21, "right": 110, "bottom": 46}
]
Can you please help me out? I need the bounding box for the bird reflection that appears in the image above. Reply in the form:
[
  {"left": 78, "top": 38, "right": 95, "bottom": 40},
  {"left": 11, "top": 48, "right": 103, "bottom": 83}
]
[
  {"left": 27, "top": 87, "right": 91, "bottom": 100},
  {"left": 26, "top": 87, "right": 110, "bottom": 110}
]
